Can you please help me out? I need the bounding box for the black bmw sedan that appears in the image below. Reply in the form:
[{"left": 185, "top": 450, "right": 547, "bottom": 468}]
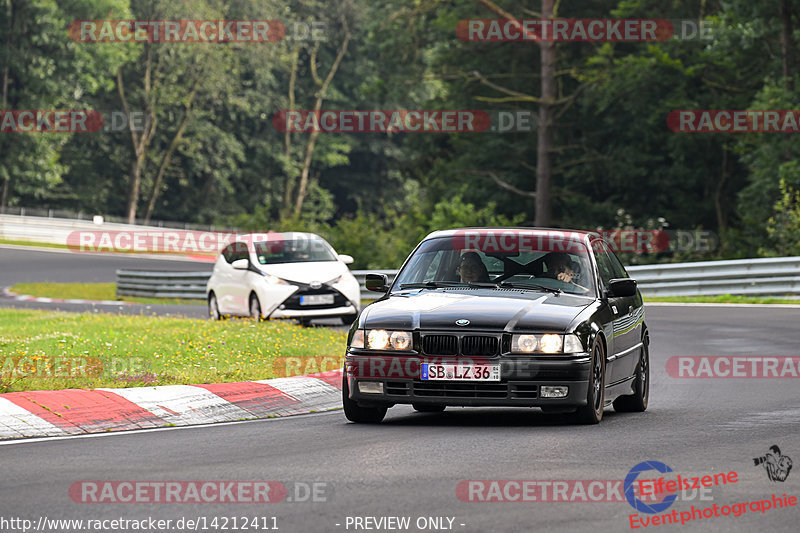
[{"left": 343, "top": 228, "right": 650, "bottom": 424}]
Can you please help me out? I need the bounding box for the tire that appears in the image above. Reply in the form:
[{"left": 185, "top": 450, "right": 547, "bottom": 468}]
[
  {"left": 412, "top": 403, "right": 446, "bottom": 413},
  {"left": 249, "top": 294, "right": 262, "bottom": 321},
  {"left": 613, "top": 331, "right": 650, "bottom": 413},
  {"left": 342, "top": 375, "right": 387, "bottom": 423},
  {"left": 575, "top": 337, "right": 606, "bottom": 424},
  {"left": 299, "top": 318, "right": 312, "bottom": 327},
  {"left": 208, "top": 293, "right": 221, "bottom": 321}
]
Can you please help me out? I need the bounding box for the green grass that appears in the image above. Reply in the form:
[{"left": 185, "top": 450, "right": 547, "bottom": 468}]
[
  {"left": 9, "top": 282, "right": 204, "bottom": 306},
  {"left": 0, "top": 308, "right": 347, "bottom": 393},
  {"left": 0, "top": 238, "right": 71, "bottom": 250},
  {"left": 647, "top": 294, "right": 800, "bottom": 305}
]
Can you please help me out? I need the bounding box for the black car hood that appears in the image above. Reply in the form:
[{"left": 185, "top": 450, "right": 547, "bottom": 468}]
[{"left": 362, "top": 289, "right": 592, "bottom": 332}]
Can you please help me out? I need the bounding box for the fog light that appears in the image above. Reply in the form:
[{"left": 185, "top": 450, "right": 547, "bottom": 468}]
[
  {"left": 358, "top": 381, "right": 384, "bottom": 394},
  {"left": 541, "top": 385, "right": 568, "bottom": 398}
]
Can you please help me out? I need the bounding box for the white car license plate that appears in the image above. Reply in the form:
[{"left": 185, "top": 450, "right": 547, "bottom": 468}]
[
  {"left": 300, "top": 294, "right": 335, "bottom": 306},
  {"left": 421, "top": 363, "right": 501, "bottom": 381}
]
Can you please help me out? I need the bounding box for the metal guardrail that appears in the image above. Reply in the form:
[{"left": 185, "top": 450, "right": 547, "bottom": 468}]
[
  {"left": 626, "top": 257, "right": 800, "bottom": 297},
  {"left": 116, "top": 269, "right": 396, "bottom": 300},
  {"left": 116, "top": 270, "right": 211, "bottom": 299},
  {"left": 116, "top": 257, "right": 800, "bottom": 301}
]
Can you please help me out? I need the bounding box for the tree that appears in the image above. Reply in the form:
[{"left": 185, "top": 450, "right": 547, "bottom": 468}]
[{"left": 0, "top": 0, "right": 131, "bottom": 209}]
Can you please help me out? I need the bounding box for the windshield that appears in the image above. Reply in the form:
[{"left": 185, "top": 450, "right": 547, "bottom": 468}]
[
  {"left": 392, "top": 234, "right": 596, "bottom": 296},
  {"left": 254, "top": 238, "right": 337, "bottom": 265}
]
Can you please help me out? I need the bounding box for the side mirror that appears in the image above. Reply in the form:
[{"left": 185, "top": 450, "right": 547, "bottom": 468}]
[
  {"left": 338, "top": 254, "right": 354, "bottom": 265},
  {"left": 365, "top": 273, "right": 389, "bottom": 293},
  {"left": 608, "top": 278, "right": 637, "bottom": 298},
  {"left": 231, "top": 258, "right": 249, "bottom": 270}
]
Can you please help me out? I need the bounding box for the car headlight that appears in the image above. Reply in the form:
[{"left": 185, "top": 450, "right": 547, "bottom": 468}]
[
  {"left": 511, "top": 334, "right": 538, "bottom": 353},
  {"left": 362, "top": 329, "right": 413, "bottom": 351},
  {"left": 350, "top": 330, "right": 365, "bottom": 349},
  {"left": 563, "top": 334, "right": 584, "bottom": 353},
  {"left": 264, "top": 273, "right": 289, "bottom": 285},
  {"left": 510, "top": 334, "right": 584, "bottom": 354}
]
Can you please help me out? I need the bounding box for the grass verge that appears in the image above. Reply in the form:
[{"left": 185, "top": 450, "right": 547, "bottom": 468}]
[
  {"left": 8, "top": 282, "right": 204, "bottom": 306},
  {"left": 0, "top": 308, "right": 347, "bottom": 393},
  {"left": 647, "top": 294, "right": 800, "bottom": 305},
  {"left": 0, "top": 238, "right": 70, "bottom": 250}
]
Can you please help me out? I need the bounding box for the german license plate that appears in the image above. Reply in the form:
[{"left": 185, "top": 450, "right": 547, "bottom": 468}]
[
  {"left": 420, "top": 363, "right": 501, "bottom": 381},
  {"left": 300, "top": 294, "right": 334, "bottom": 306}
]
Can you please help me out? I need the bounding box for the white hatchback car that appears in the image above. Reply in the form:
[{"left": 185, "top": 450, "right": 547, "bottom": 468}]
[{"left": 206, "top": 232, "right": 361, "bottom": 324}]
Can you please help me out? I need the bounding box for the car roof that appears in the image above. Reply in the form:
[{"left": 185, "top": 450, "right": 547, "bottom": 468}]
[
  {"left": 422, "top": 227, "right": 598, "bottom": 241},
  {"left": 234, "top": 231, "right": 325, "bottom": 241}
]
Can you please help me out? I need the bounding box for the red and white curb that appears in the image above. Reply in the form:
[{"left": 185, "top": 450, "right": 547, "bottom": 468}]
[
  {"left": 0, "top": 370, "right": 342, "bottom": 440},
  {"left": 2, "top": 287, "right": 133, "bottom": 306}
]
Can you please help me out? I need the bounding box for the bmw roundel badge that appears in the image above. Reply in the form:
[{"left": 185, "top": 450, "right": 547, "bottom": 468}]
[{"left": 455, "top": 319, "right": 470, "bottom": 326}]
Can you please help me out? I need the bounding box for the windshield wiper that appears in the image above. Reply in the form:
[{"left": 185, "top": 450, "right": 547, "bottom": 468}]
[
  {"left": 499, "top": 281, "right": 562, "bottom": 294},
  {"left": 399, "top": 281, "right": 468, "bottom": 289},
  {"left": 399, "top": 281, "right": 503, "bottom": 290}
]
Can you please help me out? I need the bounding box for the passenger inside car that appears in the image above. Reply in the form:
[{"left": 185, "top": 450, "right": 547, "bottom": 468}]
[{"left": 457, "top": 252, "right": 491, "bottom": 283}]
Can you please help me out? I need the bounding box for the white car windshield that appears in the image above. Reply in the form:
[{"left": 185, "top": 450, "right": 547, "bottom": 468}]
[
  {"left": 254, "top": 239, "right": 337, "bottom": 264},
  {"left": 393, "top": 235, "right": 596, "bottom": 296}
]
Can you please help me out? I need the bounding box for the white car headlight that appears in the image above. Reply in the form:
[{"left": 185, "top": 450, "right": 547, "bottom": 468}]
[
  {"left": 511, "top": 334, "right": 538, "bottom": 353},
  {"left": 510, "top": 334, "right": 584, "bottom": 354},
  {"left": 365, "top": 329, "right": 413, "bottom": 351},
  {"left": 563, "top": 334, "right": 584, "bottom": 353},
  {"left": 264, "top": 273, "right": 289, "bottom": 285},
  {"left": 538, "top": 334, "right": 563, "bottom": 354}
]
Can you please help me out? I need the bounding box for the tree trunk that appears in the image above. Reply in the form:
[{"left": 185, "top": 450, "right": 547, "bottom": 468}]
[
  {"left": 292, "top": 26, "right": 351, "bottom": 217},
  {"left": 143, "top": 79, "right": 199, "bottom": 224},
  {"left": 714, "top": 146, "right": 728, "bottom": 250},
  {"left": 1, "top": 0, "right": 13, "bottom": 211},
  {"left": 281, "top": 45, "right": 300, "bottom": 218},
  {"left": 781, "top": 0, "right": 795, "bottom": 90},
  {"left": 119, "top": 45, "right": 156, "bottom": 224},
  {"left": 293, "top": 129, "right": 321, "bottom": 217},
  {"left": 126, "top": 157, "right": 143, "bottom": 224},
  {"left": 535, "top": 0, "right": 555, "bottom": 227}
]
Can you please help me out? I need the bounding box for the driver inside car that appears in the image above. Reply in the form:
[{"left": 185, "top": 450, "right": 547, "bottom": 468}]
[
  {"left": 457, "top": 252, "right": 490, "bottom": 283},
  {"left": 541, "top": 252, "right": 590, "bottom": 291},
  {"left": 542, "top": 252, "right": 575, "bottom": 282}
]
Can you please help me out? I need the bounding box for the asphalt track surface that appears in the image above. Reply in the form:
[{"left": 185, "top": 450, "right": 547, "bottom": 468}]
[
  {"left": 1, "top": 246, "right": 799, "bottom": 532},
  {"left": 0, "top": 245, "right": 210, "bottom": 317}
]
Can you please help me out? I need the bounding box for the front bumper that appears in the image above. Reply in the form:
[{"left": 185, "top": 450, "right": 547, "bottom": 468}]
[
  {"left": 269, "top": 303, "right": 358, "bottom": 319},
  {"left": 345, "top": 353, "right": 591, "bottom": 408}
]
